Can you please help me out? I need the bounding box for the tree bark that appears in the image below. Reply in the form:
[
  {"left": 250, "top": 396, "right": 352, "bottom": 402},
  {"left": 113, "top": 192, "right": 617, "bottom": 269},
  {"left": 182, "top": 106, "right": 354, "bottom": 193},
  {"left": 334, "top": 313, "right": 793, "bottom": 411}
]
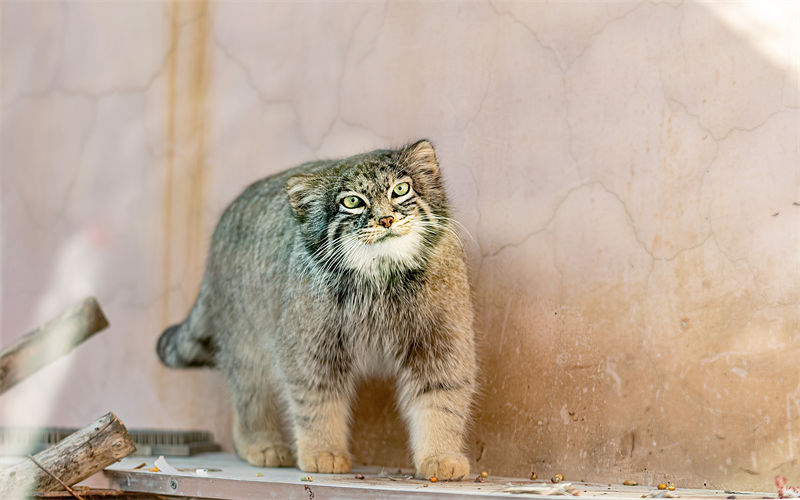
[
  {"left": 0, "top": 412, "right": 136, "bottom": 498},
  {"left": 0, "top": 296, "right": 109, "bottom": 394}
]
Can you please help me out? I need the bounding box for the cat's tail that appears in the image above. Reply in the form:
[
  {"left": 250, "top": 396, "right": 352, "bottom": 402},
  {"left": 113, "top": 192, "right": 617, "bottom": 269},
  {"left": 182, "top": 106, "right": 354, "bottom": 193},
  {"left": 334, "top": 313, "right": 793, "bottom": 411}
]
[{"left": 156, "top": 304, "right": 217, "bottom": 368}]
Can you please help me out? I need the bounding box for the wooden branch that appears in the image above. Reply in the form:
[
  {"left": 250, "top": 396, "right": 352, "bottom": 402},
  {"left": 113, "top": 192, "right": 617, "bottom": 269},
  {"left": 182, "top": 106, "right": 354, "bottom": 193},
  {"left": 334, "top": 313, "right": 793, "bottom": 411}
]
[
  {"left": 27, "top": 454, "right": 86, "bottom": 500},
  {"left": 0, "top": 412, "right": 136, "bottom": 498},
  {"left": 0, "top": 296, "right": 109, "bottom": 395}
]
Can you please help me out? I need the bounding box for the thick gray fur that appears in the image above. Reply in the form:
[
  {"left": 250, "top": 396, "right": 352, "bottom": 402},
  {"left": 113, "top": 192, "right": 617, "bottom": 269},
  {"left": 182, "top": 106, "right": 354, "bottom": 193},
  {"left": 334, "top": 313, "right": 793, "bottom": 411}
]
[{"left": 157, "top": 140, "right": 477, "bottom": 480}]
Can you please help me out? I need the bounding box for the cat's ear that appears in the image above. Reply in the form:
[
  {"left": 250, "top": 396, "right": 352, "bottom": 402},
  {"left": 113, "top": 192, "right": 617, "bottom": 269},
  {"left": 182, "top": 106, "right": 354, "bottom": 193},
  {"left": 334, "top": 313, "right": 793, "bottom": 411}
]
[
  {"left": 286, "top": 174, "right": 316, "bottom": 219},
  {"left": 401, "top": 139, "right": 439, "bottom": 179}
]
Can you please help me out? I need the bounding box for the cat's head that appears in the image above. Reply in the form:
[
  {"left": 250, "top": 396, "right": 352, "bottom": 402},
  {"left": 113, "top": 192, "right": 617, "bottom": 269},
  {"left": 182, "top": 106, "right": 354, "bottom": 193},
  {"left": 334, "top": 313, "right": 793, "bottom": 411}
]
[{"left": 286, "top": 139, "right": 451, "bottom": 279}]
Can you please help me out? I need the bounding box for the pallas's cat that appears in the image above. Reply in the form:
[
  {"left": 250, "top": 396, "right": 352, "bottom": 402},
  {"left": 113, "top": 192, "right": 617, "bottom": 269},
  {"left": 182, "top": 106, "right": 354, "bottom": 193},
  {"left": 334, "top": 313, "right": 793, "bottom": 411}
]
[{"left": 157, "top": 140, "right": 476, "bottom": 480}]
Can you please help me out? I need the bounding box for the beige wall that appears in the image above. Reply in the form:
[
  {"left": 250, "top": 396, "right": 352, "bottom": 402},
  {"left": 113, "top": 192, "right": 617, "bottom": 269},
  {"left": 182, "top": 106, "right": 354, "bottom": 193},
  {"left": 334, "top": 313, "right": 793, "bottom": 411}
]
[{"left": 2, "top": 0, "right": 798, "bottom": 491}]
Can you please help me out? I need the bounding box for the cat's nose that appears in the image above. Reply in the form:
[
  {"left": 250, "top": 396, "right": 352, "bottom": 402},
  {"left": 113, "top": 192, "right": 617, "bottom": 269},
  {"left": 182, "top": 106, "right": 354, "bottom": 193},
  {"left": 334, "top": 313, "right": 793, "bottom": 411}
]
[{"left": 378, "top": 216, "right": 394, "bottom": 228}]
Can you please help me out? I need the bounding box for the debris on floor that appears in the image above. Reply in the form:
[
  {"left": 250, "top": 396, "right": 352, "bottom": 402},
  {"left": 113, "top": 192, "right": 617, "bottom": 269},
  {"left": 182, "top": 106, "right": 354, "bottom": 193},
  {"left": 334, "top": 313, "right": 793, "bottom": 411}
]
[
  {"left": 503, "top": 482, "right": 581, "bottom": 495},
  {"left": 153, "top": 456, "right": 180, "bottom": 475},
  {"left": 642, "top": 490, "right": 678, "bottom": 498},
  {"left": 177, "top": 466, "right": 222, "bottom": 473},
  {"left": 776, "top": 475, "right": 800, "bottom": 498},
  {"left": 377, "top": 469, "right": 413, "bottom": 481}
]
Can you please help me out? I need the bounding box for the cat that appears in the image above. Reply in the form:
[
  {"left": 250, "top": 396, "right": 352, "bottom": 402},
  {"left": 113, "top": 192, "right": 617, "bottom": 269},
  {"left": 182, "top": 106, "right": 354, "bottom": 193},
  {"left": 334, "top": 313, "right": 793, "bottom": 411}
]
[{"left": 157, "top": 140, "right": 477, "bottom": 480}]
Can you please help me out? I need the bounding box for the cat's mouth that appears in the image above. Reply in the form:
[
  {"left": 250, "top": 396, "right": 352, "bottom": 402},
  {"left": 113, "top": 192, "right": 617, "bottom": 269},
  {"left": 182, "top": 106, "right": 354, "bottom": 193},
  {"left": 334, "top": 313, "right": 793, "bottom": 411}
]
[
  {"left": 346, "top": 224, "right": 424, "bottom": 273},
  {"left": 373, "top": 231, "right": 402, "bottom": 243},
  {"left": 359, "top": 225, "right": 411, "bottom": 245}
]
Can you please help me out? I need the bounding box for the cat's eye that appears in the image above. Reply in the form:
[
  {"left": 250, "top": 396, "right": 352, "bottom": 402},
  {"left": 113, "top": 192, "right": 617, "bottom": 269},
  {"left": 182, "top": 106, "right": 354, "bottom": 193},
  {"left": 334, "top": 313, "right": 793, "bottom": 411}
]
[
  {"left": 341, "top": 195, "right": 364, "bottom": 209},
  {"left": 392, "top": 182, "right": 410, "bottom": 197}
]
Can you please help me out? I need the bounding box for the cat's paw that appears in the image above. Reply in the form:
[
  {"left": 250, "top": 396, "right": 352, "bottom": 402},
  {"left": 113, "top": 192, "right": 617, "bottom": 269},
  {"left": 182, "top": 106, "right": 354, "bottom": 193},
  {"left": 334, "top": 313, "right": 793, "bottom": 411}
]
[
  {"left": 415, "top": 453, "right": 469, "bottom": 481},
  {"left": 298, "top": 450, "right": 352, "bottom": 474},
  {"left": 236, "top": 442, "right": 294, "bottom": 467}
]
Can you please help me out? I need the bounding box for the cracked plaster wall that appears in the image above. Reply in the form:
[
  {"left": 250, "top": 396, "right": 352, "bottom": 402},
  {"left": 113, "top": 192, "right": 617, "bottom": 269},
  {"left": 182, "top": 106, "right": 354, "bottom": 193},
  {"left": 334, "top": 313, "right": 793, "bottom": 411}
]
[{"left": 1, "top": 0, "right": 798, "bottom": 491}]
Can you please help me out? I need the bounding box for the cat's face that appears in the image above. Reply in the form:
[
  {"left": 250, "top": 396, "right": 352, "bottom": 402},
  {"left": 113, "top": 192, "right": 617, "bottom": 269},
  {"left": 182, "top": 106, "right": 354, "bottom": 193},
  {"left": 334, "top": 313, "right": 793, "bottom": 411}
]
[{"left": 287, "top": 140, "right": 449, "bottom": 278}]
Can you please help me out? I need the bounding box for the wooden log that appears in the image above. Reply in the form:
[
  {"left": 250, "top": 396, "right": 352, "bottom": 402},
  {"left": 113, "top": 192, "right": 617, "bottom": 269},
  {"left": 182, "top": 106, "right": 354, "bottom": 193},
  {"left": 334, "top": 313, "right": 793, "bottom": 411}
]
[
  {"left": 0, "top": 412, "right": 136, "bottom": 498},
  {"left": 0, "top": 296, "right": 109, "bottom": 395}
]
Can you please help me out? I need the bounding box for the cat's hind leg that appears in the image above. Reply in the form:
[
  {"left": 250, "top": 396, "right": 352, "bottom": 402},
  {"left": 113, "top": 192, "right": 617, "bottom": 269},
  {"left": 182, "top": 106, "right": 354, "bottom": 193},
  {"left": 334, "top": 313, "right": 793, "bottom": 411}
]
[{"left": 229, "top": 365, "right": 294, "bottom": 467}]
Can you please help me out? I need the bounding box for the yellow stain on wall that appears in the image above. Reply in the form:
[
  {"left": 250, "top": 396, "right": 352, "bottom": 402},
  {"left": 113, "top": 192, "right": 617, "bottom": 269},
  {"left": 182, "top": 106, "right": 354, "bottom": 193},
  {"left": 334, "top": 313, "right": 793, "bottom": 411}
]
[{"left": 161, "top": 0, "right": 212, "bottom": 327}]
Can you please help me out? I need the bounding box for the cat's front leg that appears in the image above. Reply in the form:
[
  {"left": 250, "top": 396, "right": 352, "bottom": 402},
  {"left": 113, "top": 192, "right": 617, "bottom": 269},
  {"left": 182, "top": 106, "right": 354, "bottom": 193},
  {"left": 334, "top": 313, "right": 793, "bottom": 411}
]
[
  {"left": 288, "top": 377, "right": 354, "bottom": 474},
  {"left": 397, "top": 346, "right": 476, "bottom": 481}
]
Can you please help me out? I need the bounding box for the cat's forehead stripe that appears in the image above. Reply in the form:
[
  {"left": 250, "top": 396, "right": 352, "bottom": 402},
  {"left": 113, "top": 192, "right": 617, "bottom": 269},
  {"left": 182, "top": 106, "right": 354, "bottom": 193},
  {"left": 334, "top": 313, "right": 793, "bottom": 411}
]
[{"left": 336, "top": 161, "right": 404, "bottom": 194}]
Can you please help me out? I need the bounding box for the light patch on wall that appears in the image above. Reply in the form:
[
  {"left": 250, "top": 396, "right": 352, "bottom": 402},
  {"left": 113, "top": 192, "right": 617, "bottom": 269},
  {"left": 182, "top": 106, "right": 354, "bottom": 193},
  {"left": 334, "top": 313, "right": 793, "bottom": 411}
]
[
  {"left": 560, "top": 403, "right": 571, "bottom": 425},
  {"left": 730, "top": 367, "right": 748, "bottom": 379},
  {"left": 604, "top": 359, "right": 622, "bottom": 397},
  {"left": 702, "top": 2, "right": 800, "bottom": 72},
  {"left": 786, "top": 389, "right": 800, "bottom": 461},
  {"left": 0, "top": 226, "right": 105, "bottom": 427}
]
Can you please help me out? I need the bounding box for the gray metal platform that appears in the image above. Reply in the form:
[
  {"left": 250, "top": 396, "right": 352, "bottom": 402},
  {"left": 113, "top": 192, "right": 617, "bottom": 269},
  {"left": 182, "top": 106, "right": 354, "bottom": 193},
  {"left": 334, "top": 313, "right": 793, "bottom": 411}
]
[{"left": 103, "top": 453, "right": 774, "bottom": 500}]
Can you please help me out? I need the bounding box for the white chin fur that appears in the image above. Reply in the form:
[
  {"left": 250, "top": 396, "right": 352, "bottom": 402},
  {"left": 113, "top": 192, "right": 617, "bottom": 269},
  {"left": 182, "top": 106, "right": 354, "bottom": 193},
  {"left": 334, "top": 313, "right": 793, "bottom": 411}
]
[{"left": 343, "top": 230, "right": 424, "bottom": 276}]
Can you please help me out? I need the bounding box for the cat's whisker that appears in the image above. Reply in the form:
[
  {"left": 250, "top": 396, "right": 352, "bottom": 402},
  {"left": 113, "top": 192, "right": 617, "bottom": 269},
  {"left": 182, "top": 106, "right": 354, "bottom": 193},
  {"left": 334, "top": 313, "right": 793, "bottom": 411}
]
[
  {"left": 413, "top": 220, "right": 465, "bottom": 249},
  {"left": 318, "top": 242, "right": 352, "bottom": 277},
  {"left": 425, "top": 214, "right": 474, "bottom": 243},
  {"left": 301, "top": 233, "right": 353, "bottom": 277},
  {"left": 333, "top": 240, "right": 361, "bottom": 273},
  {"left": 431, "top": 215, "right": 474, "bottom": 241},
  {"left": 322, "top": 233, "right": 365, "bottom": 278},
  {"left": 304, "top": 238, "right": 360, "bottom": 282},
  {"left": 334, "top": 243, "right": 360, "bottom": 282},
  {"left": 326, "top": 236, "right": 367, "bottom": 287}
]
